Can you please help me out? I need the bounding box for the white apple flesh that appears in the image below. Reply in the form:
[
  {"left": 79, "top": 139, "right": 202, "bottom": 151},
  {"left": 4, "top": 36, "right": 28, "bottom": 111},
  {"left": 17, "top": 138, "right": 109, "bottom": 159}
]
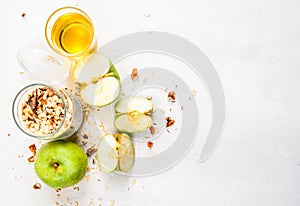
[
  {"left": 80, "top": 76, "right": 121, "bottom": 107},
  {"left": 96, "top": 134, "right": 134, "bottom": 173},
  {"left": 114, "top": 97, "right": 153, "bottom": 133}
]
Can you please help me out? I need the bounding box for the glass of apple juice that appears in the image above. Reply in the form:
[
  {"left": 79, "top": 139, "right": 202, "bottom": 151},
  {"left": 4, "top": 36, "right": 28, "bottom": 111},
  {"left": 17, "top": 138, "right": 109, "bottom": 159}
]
[{"left": 45, "top": 6, "right": 96, "bottom": 60}]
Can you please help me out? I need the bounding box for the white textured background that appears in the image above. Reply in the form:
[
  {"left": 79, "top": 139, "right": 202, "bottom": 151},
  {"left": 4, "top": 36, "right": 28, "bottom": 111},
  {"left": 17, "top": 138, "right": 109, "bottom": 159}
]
[{"left": 0, "top": 0, "right": 299, "bottom": 205}]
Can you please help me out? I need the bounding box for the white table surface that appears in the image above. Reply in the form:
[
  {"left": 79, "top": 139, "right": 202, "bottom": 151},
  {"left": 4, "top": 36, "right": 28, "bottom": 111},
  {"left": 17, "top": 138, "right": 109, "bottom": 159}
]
[{"left": 1, "top": 0, "right": 300, "bottom": 205}]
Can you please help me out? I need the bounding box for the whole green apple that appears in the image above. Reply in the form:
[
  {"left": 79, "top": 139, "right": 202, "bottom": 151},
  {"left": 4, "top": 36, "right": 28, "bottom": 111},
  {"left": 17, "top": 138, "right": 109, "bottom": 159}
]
[{"left": 34, "top": 140, "right": 88, "bottom": 188}]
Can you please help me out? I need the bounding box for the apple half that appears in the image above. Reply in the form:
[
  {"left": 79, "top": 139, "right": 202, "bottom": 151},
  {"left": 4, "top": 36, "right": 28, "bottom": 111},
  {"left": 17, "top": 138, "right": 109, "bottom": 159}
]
[
  {"left": 96, "top": 134, "right": 134, "bottom": 172},
  {"left": 74, "top": 53, "right": 121, "bottom": 107},
  {"left": 114, "top": 97, "right": 153, "bottom": 133}
]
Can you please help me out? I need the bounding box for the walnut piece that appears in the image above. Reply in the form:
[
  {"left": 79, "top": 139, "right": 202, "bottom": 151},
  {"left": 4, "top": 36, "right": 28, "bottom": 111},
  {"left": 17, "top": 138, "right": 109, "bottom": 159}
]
[
  {"left": 33, "top": 183, "right": 41, "bottom": 189},
  {"left": 131, "top": 68, "right": 138, "bottom": 80},
  {"left": 166, "top": 117, "right": 175, "bottom": 127},
  {"left": 28, "top": 144, "right": 36, "bottom": 155},
  {"left": 168, "top": 91, "right": 176, "bottom": 102},
  {"left": 149, "top": 126, "right": 155, "bottom": 135},
  {"left": 147, "top": 141, "right": 154, "bottom": 148}
]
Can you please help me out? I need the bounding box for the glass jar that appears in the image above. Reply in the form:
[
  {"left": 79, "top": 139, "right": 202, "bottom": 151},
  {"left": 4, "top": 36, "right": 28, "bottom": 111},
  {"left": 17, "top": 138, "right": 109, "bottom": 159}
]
[{"left": 12, "top": 83, "right": 83, "bottom": 140}]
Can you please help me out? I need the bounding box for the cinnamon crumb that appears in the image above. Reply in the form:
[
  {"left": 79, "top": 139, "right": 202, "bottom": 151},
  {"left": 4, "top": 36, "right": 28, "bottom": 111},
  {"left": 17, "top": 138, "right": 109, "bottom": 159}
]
[
  {"left": 131, "top": 68, "right": 138, "bottom": 80},
  {"left": 7, "top": 133, "right": 11, "bottom": 136}
]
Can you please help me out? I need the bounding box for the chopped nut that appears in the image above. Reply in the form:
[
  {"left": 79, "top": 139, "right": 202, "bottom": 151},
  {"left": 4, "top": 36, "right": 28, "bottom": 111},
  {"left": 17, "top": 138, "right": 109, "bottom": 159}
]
[
  {"left": 104, "top": 185, "right": 109, "bottom": 191},
  {"left": 19, "top": 71, "right": 25, "bottom": 75},
  {"left": 168, "top": 91, "right": 176, "bottom": 102},
  {"left": 33, "top": 183, "right": 41, "bottom": 189},
  {"left": 28, "top": 155, "right": 35, "bottom": 163},
  {"left": 7, "top": 133, "right": 11, "bottom": 136},
  {"left": 83, "top": 134, "right": 89, "bottom": 139},
  {"left": 55, "top": 188, "right": 61, "bottom": 192},
  {"left": 74, "top": 201, "right": 79, "bottom": 206},
  {"left": 86, "top": 147, "right": 97, "bottom": 157},
  {"left": 146, "top": 95, "right": 152, "bottom": 100},
  {"left": 85, "top": 175, "right": 90, "bottom": 182},
  {"left": 147, "top": 141, "right": 154, "bottom": 148},
  {"left": 192, "top": 90, "right": 197, "bottom": 97},
  {"left": 149, "top": 126, "right": 155, "bottom": 135},
  {"left": 109, "top": 200, "right": 115, "bottom": 206},
  {"left": 73, "top": 186, "right": 79, "bottom": 191},
  {"left": 28, "top": 144, "right": 37, "bottom": 155},
  {"left": 21, "top": 12, "right": 26, "bottom": 18},
  {"left": 166, "top": 117, "right": 175, "bottom": 127},
  {"left": 131, "top": 179, "right": 136, "bottom": 185},
  {"left": 21, "top": 86, "right": 66, "bottom": 136},
  {"left": 131, "top": 68, "right": 138, "bottom": 80}
]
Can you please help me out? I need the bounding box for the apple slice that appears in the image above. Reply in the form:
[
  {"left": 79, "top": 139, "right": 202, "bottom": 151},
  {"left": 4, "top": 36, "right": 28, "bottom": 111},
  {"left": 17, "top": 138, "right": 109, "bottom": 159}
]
[
  {"left": 80, "top": 76, "right": 121, "bottom": 107},
  {"left": 117, "top": 134, "right": 134, "bottom": 172},
  {"left": 73, "top": 53, "right": 111, "bottom": 82},
  {"left": 114, "top": 97, "right": 153, "bottom": 133},
  {"left": 96, "top": 134, "right": 134, "bottom": 173},
  {"left": 96, "top": 135, "right": 119, "bottom": 172},
  {"left": 114, "top": 114, "right": 152, "bottom": 133},
  {"left": 115, "top": 97, "right": 153, "bottom": 114}
]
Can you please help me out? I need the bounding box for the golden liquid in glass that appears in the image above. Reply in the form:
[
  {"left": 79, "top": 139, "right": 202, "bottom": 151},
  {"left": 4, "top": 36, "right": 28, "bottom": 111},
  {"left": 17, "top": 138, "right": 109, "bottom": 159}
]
[{"left": 51, "top": 12, "right": 94, "bottom": 56}]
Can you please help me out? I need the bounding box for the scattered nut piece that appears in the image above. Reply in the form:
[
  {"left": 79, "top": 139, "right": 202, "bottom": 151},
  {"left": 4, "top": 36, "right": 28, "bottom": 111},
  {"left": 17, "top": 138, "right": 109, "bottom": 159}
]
[
  {"left": 104, "top": 185, "right": 109, "bottom": 191},
  {"left": 85, "top": 175, "right": 91, "bottom": 182},
  {"left": 147, "top": 141, "right": 154, "bottom": 148},
  {"left": 55, "top": 188, "right": 61, "bottom": 192},
  {"left": 166, "top": 117, "right": 175, "bottom": 127},
  {"left": 73, "top": 186, "right": 80, "bottom": 191},
  {"left": 83, "top": 134, "right": 89, "bottom": 139},
  {"left": 131, "top": 68, "right": 138, "bottom": 80},
  {"left": 86, "top": 147, "right": 97, "bottom": 157},
  {"left": 192, "top": 90, "right": 197, "bottom": 97},
  {"left": 149, "top": 126, "right": 155, "bottom": 135},
  {"left": 28, "top": 155, "right": 35, "bottom": 163},
  {"left": 28, "top": 144, "right": 36, "bottom": 155},
  {"left": 109, "top": 200, "right": 115, "bottom": 206},
  {"left": 19, "top": 71, "right": 25, "bottom": 75},
  {"left": 146, "top": 95, "right": 152, "bottom": 100},
  {"left": 74, "top": 201, "right": 79, "bottom": 206},
  {"left": 21, "top": 12, "right": 26, "bottom": 18},
  {"left": 33, "top": 183, "right": 41, "bottom": 189},
  {"left": 168, "top": 91, "right": 176, "bottom": 102},
  {"left": 7, "top": 133, "right": 11, "bottom": 136}
]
